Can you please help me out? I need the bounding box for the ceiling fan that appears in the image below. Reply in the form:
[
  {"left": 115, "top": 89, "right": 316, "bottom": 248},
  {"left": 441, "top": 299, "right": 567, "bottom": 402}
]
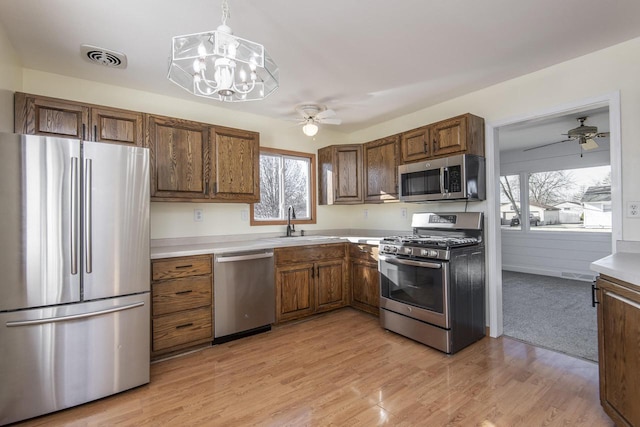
[
  {"left": 294, "top": 104, "right": 342, "bottom": 136},
  {"left": 523, "top": 116, "right": 610, "bottom": 152}
]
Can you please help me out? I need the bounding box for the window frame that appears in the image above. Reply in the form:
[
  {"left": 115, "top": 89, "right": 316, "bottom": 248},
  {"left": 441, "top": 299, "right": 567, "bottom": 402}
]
[{"left": 250, "top": 147, "right": 317, "bottom": 226}]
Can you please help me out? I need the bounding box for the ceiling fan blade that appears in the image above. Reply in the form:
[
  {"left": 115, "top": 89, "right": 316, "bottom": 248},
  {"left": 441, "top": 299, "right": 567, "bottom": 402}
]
[
  {"left": 595, "top": 132, "right": 610, "bottom": 138},
  {"left": 318, "top": 118, "right": 342, "bottom": 125},
  {"left": 523, "top": 139, "right": 572, "bottom": 152},
  {"left": 581, "top": 138, "right": 599, "bottom": 150},
  {"left": 315, "top": 109, "right": 336, "bottom": 120}
]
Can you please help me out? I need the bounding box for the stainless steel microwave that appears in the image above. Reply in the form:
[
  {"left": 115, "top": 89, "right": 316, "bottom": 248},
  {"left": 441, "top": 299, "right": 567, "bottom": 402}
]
[{"left": 398, "top": 154, "right": 485, "bottom": 202}]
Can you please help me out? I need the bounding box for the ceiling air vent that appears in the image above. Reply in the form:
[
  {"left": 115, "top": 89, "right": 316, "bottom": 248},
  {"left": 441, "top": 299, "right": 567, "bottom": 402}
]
[{"left": 80, "top": 44, "right": 127, "bottom": 69}]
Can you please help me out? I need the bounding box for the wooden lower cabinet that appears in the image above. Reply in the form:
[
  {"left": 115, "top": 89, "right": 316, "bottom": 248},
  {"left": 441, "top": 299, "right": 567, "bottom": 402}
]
[
  {"left": 596, "top": 275, "right": 640, "bottom": 427},
  {"left": 151, "top": 255, "right": 213, "bottom": 359},
  {"left": 276, "top": 263, "right": 314, "bottom": 322},
  {"left": 349, "top": 243, "right": 380, "bottom": 315},
  {"left": 275, "top": 244, "right": 347, "bottom": 323}
]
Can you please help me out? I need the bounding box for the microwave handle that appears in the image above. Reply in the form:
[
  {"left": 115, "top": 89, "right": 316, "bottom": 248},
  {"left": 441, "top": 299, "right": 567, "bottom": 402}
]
[
  {"left": 440, "top": 166, "right": 449, "bottom": 194},
  {"left": 443, "top": 167, "right": 450, "bottom": 193}
]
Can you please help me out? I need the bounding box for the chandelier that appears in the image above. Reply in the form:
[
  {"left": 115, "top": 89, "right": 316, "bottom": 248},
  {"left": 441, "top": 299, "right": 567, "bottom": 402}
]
[{"left": 167, "top": 0, "right": 279, "bottom": 102}]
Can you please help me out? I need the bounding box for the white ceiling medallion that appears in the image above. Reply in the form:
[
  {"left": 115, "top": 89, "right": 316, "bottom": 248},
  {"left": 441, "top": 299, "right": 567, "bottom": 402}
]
[
  {"left": 167, "top": 0, "right": 279, "bottom": 102},
  {"left": 80, "top": 44, "right": 127, "bottom": 69}
]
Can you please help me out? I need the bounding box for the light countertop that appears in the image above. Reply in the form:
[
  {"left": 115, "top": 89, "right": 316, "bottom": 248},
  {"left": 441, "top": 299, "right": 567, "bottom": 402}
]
[
  {"left": 150, "top": 236, "right": 383, "bottom": 259},
  {"left": 591, "top": 252, "right": 640, "bottom": 286}
]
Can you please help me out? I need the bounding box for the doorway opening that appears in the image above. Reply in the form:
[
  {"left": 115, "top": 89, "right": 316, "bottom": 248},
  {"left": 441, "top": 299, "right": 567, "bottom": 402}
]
[{"left": 484, "top": 93, "right": 622, "bottom": 352}]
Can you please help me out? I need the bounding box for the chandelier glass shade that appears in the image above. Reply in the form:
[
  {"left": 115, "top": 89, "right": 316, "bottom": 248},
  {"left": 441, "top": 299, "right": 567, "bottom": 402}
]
[{"left": 167, "top": 1, "right": 279, "bottom": 102}]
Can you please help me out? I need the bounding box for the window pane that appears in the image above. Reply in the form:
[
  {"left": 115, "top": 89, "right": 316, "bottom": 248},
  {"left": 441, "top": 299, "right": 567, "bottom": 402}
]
[
  {"left": 528, "top": 166, "right": 611, "bottom": 232},
  {"left": 254, "top": 154, "right": 281, "bottom": 220},
  {"left": 500, "top": 175, "right": 521, "bottom": 230},
  {"left": 283, "top": 156, "right": 310, "bottom": 219}
]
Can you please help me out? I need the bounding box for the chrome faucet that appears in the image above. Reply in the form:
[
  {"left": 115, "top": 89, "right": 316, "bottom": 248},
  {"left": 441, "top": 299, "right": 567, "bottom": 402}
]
[{"left": 286, "top": 206, "right": 296, "bottom": 237}]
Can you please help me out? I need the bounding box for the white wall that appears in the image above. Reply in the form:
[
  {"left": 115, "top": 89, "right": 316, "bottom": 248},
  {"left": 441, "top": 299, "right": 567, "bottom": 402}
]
[
  {"left": 348, "top": 36, "right": 640, "bottom": 242},
  {"left": 501, "top": 230, "right": 610, "bottom": 280},
  {"left": 0, "top": 22, "right": 22, "bottom": 132}
]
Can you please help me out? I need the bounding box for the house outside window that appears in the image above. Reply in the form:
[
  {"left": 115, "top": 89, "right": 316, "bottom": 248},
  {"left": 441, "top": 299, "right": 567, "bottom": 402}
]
[{"left": 251, "top": 148, "right": 316, "bottom": 225}]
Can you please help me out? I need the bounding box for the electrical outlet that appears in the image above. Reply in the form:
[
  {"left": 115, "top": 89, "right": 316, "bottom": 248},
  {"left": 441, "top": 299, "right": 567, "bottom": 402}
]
[
  {"left": 363, "top": 209, "right": 369, "bottom": 219},
  {"left": 194, "top": 208, "right": 204, "bottom": 222},
  {"left": 240, "top": 209, "right": 249, "bottom": 221},
  {"left": 627, "top": 201, "right": 640, "bottom": 218},
  {"left": 401, "top": 208, "right": 407, "bottom": 219}
]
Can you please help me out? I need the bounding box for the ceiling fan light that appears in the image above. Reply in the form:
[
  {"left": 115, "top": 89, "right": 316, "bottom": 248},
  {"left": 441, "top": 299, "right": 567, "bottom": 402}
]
[{"left": 302, "top": 122, "right": 318, "bottom": 136}]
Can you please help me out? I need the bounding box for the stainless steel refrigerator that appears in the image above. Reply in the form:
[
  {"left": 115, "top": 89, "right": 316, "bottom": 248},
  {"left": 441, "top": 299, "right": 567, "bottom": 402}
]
[{"left": 0, "top": 133, "right": 150, "bottom": 425}]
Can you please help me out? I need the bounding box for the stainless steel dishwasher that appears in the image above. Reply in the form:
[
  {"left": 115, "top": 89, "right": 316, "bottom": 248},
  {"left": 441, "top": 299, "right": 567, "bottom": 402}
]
[{"left": 214, "top": 249, "right": 275, "bottom": 342}]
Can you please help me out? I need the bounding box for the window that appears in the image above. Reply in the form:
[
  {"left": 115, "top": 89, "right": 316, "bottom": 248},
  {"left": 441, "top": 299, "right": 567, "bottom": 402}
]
[
  {"left": 250, "top": 148, "right": 316, "bottom": 225},
  {"left": 500, "top": 165, "right": 611, "bottom": 232},
  {"left": 500, "top": 174, "right": 521, "bottom": 229}
]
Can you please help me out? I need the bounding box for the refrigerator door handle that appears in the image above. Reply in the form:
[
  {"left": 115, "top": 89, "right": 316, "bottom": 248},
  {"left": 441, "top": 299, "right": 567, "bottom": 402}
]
[
  {"left": 84, "top": 158, "right": 93, "bottom": 274},
  {"left": 70, "top": 157, "right": 79, "bottom": 275},
  {"left": 5, "top": 301, "right": 145, "bottom": 327}
]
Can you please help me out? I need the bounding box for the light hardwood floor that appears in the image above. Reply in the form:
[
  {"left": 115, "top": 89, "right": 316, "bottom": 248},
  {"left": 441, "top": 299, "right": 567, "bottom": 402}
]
[{"left": 17, "top": 308, "right": 612, "bottom": 426}]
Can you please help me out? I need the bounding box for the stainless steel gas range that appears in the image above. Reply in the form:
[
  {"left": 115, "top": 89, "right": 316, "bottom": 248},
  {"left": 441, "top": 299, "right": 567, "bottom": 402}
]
[{"left": 378, "top": 212, "right": 485, "bottom": 354}]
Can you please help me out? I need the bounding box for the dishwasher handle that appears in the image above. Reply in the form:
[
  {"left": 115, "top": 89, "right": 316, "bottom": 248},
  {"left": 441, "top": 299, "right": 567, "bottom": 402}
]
[{"left": 216, "top": 252, "right": 274, "bottom": 263}]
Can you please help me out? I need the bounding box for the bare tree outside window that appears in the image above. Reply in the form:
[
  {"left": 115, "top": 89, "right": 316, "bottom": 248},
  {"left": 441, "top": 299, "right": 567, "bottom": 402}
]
[
  {"left": 253, "top": 152, "right": 311, "bottom": 221},
  {"left": 528, "top": 171, "right": 576, "bottom": 205}
]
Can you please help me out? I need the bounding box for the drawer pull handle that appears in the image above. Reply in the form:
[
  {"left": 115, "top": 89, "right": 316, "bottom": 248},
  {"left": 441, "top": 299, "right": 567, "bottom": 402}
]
[
  {"left": 175, "top": 290, "right": 193, "bottom": 295},
  {"left": 176, "top": 323, "right": 194, "bottom": 329},
  {"left": 174, "top": 264, "right": 193, "bottom": 269}
]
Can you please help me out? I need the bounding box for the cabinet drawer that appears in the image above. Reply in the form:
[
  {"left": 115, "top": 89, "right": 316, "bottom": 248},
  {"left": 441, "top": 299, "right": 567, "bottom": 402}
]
[
  {"left": 152, "top": 275, "right": 212, "bottom": 316},
  {"left": 152, "top": 307, "right": 212, "bottom": 352},
  {"left": 275, "top": 243, "right": 346, "bottom": 265},
  {"left": 349, "top": 244, "right": 379, "bottom": 262},
  {"left": 152, "top": 255, "right": 212, "bottom": 280}
]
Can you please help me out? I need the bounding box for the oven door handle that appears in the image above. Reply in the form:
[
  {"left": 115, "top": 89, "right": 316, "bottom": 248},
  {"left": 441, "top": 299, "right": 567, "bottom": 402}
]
[{"left": 379, "top": 254, "right": 442, "bottom": 269}]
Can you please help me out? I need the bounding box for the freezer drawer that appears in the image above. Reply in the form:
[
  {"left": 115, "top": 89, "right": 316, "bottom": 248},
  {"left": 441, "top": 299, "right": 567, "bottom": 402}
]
[{"left": 0, "top": 293, "right": 150, "bottom": 425}]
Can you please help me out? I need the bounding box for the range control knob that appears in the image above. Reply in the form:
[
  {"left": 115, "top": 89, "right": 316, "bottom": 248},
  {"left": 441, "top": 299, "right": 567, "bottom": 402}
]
[
  {"left": 403, "top": 247, "right": 413, "bottom": 255},
  {"left": 421, "top": 249, "right": 438, "bottom": 258}
]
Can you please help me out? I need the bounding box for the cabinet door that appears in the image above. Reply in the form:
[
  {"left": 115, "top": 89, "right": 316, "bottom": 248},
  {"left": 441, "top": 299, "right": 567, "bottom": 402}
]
[
  {"left": 210, "top": 126, "right": 260, "bottom": 202},
  {"left": 276, "top": 263, "right": 314, "bottom": 323},
  {"left": 335, "top": 145, "right": 363, "bottom": 204},
  {"left": 315, "top": 259, "right": 346, "bottom": 312},
  {"left": 350, "top": 259, "right": 380, "bottom": 315},
  {"left": 147, "top": 115, "right": 210, "bottom": 200},
  {"left": 15, "top": 93, "right": 88, "bottom": 139},
  {"left": 401, "top": 126, "right": 430, "bottom": 163},
  {"left": 90, "top": 107, "right": 144, "bottom": 147},
  {"left": 431, "top": 115, "right": 467, "bottom": 157},
  {"left": 364, "top": 135, "right": 400, "bottom": 202},
  {"left": 597, "top": 277, "right": 640, "bottom": 426}
]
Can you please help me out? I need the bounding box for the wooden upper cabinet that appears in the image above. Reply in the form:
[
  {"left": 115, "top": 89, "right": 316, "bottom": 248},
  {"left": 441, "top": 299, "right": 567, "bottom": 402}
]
[
  {"left": 364, "top": 135, "right": 400, "bottom": 203},
  {"left": 90, "top": 107, "right": 144, "bottom": 146},
  {"left": 147, "top": 114, "right": 210, "bottom": 201},
  {"left": 15, "top": 92, "right": 88, "bottom": 139},
  {"left": 210, "top": 126, "right": 260, "bottom": 203},
  {"left": 15, "top": 92, "right": 144, "bottom": 146},
  {"left": 318, "top": 144, "right": 363, "bottom": 205},
  {"left": 431, "top": 113, "right": 485, "bottom": 158},
  {"left": 400, "top": 126, "right": 430, "bottom": 163}
]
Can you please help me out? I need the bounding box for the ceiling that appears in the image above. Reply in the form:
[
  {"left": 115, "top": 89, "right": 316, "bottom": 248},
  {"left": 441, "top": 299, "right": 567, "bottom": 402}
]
[
  {"left": 499, "top": 107, "right": 610, "bottom": 153},
  {"left": 1, "top": 1, "right": 640, "bottom": 133}
]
